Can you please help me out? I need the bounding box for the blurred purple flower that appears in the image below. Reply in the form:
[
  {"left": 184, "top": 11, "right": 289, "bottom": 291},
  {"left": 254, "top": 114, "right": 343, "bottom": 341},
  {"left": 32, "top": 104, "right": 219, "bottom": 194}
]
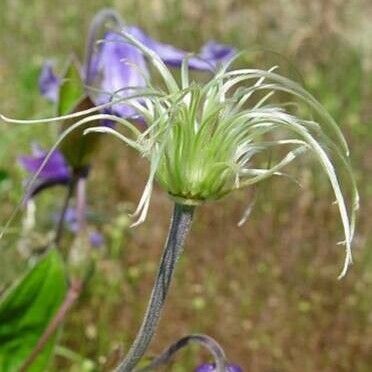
[
  {"left": 19, "top": 144, "right": 71, "bottom": 198},
  {"left": 39, "top": 26, "right": 236, "bottom": 119},
  {"left": 62, "top": 207, "right": 80, "bottom": 233},
  {"left": 89, "top": 230, "right": 105, "bottom": 248},
  {"left": 195, "top": 363, "right": 243, "bottom": 372},
  {"left": 53, "top": 207, "right": 105, "bottom": 247},
  {"left": 39, "top": 60, "right": 61, "bottom": 102}
]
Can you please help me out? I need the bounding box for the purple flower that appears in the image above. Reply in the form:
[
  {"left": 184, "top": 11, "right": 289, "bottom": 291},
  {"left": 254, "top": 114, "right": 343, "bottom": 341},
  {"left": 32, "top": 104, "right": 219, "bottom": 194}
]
[
  {"left": 195, "top": 363, "right": 243, "bottom": 372},
  {"left": 92, "top": 31, "right": 148, "bottom": 119},
  {"left": 39, "top": 26, "right": 236, "bottom": 118},
  {"left": 38, "top": 61, "right": 60, "bottom": 102},
  {"left": 19, "top": 144, "right": 71, "bottom": 198}
]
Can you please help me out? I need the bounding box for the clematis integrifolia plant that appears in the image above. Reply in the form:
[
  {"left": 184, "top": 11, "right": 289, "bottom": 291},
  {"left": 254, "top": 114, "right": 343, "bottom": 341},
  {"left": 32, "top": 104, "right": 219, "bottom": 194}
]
[{"left": 1, "top": 18, "right": 358, "bottom": 372}]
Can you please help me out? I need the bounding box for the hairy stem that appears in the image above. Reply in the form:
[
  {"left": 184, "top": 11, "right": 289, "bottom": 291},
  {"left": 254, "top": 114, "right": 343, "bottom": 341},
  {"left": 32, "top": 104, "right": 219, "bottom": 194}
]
[
  {"left": 19, "top": 278, "right": 83, "bottom": 372},
  {"left": 116, "top": 203, "right": 195, "bottom": 371},
  {"left": 137, "top": 334, "right": 228, "bottom": 372},
  {"left": 54, "top": 178, "right": 76, "bottom": 246}
]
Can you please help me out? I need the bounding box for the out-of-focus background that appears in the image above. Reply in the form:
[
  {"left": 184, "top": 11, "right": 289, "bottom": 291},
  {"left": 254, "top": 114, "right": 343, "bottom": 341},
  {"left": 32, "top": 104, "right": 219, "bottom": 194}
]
[{"left": 0, "top": 0, "right": 371, "bottom": 371}]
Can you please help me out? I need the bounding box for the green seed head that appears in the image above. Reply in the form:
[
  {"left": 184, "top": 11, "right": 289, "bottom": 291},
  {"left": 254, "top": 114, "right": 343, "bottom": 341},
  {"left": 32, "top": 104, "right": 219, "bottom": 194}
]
[
  {"left": 155, "top": 84, "right": 240, "bottom": 203},
  {"left": 5, "top": 30, "right": 356, "bottom": 278},
  {"left": 115, "top": 31, "right": 359, "bottom": 278}
]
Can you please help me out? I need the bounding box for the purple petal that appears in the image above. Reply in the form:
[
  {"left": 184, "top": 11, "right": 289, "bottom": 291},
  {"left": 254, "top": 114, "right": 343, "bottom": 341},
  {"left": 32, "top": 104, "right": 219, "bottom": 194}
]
[
  {"left": 195, "top": 363, "right": 243, "bottom": 372},
  {"left": 19, "top": 144, "right": 71, "bottom": 181},
  {"left": 126, "top": 26, "right": 236, "bottom": 71},
  {"left": 91, "top": 31, "right": 148, "bottom": 119},
  {"left": 26, "top": 175, "right": 71, "bottom": 199},
  {"left": 19, "top": 145, "right": 71, "bottom": 197},
  {"left": 39, "top": 61, "right": 60, "bottom": 102},
  {"left": 127, "top": 26, "right": 187, "bottom": 65},
  {"left": 197, "top": 41, "right": 236, "bottom": 68}
]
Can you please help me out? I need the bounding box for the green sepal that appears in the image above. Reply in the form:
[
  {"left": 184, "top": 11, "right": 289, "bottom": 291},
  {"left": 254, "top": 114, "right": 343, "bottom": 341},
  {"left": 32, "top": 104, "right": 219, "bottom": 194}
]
[
  {"left": 58, "top": 58, "right": 101, "bottom": 170},
  {"left": 57, "top": 57, "right": 85, "bottom": 117}
]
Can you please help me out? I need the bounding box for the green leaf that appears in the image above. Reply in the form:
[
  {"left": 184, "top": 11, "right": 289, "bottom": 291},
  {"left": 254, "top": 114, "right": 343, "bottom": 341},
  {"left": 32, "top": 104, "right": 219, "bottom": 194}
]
[
  {"left": 0, "top": 249, "right": 67, "bottom": 372},
  {"left": 58, "top": 59, "right": 100, "bottom": 169}
]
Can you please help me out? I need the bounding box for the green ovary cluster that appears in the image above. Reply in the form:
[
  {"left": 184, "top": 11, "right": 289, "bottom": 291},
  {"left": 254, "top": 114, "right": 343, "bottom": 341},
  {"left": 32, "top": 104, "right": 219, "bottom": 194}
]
[
  {"left": 156, "top": 129, "right": 236, "bottom": 203},
  {"left": 155, "top": 90, "right": 238, "bottom": 203}
]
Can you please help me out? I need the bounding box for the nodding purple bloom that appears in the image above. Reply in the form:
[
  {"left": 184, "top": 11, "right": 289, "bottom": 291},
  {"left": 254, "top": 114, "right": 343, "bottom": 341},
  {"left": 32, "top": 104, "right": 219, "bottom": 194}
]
[
  {"left": 195, "top": 363, "right": 243, "bottom": 372},
  {"left": 39, "top": 26, "right": 236, "bottom": 119},
  {"left": 19, "top": 144, "right": 71, "bottom": 198},
  {"left": 92, "top": 31, "right": 148, "bottom": 119}
]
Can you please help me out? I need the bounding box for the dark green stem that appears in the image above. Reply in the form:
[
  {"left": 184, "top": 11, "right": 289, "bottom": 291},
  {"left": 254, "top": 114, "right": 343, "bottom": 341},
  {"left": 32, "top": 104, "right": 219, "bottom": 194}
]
[
  {"left": 137, "top": 334, "right": 228, "bottom": 372},
  {"left": 116, "top": 203, "right": 195, "bottom": 371}
]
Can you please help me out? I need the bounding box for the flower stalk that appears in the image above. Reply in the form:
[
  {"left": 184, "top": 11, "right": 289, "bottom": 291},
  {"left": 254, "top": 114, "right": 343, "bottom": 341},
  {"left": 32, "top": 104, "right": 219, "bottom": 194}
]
[
  {"left": 116, "top": 203, "right": 195, "bottom": 371},
  {"left": 137, "top": 334, "right": 228, "bottom": 372}
]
